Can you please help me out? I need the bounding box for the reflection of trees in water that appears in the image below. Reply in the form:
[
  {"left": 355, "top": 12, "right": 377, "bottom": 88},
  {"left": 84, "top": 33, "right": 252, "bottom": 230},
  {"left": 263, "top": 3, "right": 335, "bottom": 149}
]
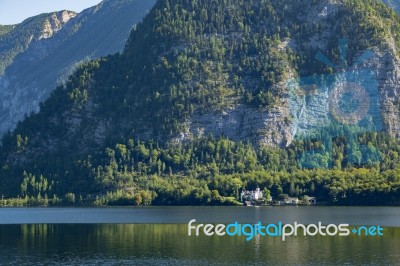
[{"left": 0, "top": 224, "right": 399, "bottom": 264}]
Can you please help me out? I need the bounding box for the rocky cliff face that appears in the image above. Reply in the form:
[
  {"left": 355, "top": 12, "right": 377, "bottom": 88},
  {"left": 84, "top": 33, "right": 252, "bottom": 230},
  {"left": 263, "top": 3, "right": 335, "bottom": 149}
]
[
  {"left": 0, "top": 0, "right": 156, "bottom": 135},
  {"left": 178, "top": 0, "right": 400, "bottom": 147},
  {"left": 181, "top": 105, "right": 291, "bottom": 147},
  {"left": 39, "top": 11, "right": 76, "bottom": 40}
]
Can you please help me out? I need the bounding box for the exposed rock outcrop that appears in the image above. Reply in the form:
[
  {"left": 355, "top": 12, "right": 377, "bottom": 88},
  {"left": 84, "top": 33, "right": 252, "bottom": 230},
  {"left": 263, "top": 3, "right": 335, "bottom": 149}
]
[{"left": 177, "top": 1, "right": 400, "bottom": 147}]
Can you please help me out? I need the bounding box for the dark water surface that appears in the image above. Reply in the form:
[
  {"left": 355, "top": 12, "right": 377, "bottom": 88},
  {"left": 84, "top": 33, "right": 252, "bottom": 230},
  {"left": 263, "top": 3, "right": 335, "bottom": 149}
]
[
  {"left": 0, "top": 207, "right": 399, "bottom": 265},
  {"left": 0, "top": 206, "right": 399, "bottom": 225}
]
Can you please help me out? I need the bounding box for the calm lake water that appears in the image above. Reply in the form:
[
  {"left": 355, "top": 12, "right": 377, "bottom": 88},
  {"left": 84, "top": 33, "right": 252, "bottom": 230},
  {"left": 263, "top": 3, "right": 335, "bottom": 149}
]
[{"left": 0, "top": 207, "right": 399, "bottom": 265}]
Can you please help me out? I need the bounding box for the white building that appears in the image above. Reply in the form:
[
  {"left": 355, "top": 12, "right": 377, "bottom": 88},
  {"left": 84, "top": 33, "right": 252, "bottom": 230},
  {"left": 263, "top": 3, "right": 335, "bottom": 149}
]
[{"left": 241, "top": 187, "right": 263, "bottom": 202}]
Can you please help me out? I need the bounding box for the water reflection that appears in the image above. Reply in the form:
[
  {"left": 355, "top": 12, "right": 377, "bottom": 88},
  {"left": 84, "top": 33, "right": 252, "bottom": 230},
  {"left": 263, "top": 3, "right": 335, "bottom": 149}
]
[{"left": 0, "top": 224, "right": 399, "bottom": 265}]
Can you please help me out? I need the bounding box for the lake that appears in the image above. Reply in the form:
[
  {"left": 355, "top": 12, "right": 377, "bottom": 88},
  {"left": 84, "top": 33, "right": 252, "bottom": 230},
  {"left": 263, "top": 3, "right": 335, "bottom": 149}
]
[{"left": 0, "top": 207, "right": 399, "bottom": 265}]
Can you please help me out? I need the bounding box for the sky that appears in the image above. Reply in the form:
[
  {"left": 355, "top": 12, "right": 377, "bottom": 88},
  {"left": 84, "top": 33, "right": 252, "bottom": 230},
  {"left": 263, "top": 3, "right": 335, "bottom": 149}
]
[{"left": 0, "top": 0, "right": 103, "bottom": 25}]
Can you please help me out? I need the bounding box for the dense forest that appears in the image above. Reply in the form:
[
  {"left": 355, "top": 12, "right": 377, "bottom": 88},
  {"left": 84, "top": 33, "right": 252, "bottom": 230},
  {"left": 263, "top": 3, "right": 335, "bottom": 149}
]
[{"left": 0, "top": 0, "right": 400, "bottom": 206}]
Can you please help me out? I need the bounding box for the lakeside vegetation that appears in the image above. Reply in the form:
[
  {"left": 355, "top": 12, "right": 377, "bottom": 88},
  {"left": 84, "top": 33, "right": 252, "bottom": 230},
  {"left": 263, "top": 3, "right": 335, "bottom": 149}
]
[{"left": 1, "top": 131, "right": 400, "bottom": 207}]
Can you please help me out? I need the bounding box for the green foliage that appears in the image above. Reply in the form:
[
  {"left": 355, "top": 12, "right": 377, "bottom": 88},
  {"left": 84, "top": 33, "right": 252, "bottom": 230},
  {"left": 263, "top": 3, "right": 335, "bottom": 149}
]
[
  {"left": 1, "top": 131, "right": 399, "bottom": 206},
  {"left": 0, "top": 25, "right": 13, "bottom": 36},
  {"left": 64, "top": 193, "right": 76, "bottom": 204}
]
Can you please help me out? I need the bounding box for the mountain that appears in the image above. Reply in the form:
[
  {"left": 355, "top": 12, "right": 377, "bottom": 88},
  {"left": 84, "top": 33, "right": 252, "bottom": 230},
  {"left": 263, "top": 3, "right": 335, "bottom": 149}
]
[
  {"left": 1, "top": 0, "right": 400, "bottom": 206},
  {"left": 0, "top": 0, "right": 156, "bottom": 135},
  {"left": 0, "top": 11, "right": 77, "bottom": 75}
]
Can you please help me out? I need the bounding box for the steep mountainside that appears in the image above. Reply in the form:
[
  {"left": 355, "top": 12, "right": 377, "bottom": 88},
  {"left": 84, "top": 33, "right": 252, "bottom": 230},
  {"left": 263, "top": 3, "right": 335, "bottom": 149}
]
[
  {"left": 13, "top": 0, "right": 398, "bottom": 148},
  {"left": 1, "top": 0, "right": 400, "bottom": 205},
  {"left": 0, "top": 0, "right": 156, "bottom": 135},
  {"left": 0, "top": 11, "right": 76, "bottom": 75}
]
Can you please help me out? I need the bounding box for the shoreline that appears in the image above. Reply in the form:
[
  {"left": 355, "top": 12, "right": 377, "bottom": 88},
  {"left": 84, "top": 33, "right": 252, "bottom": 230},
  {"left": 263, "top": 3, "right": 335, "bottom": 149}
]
[{"left": 1, "top": 204, "right": 400, "bottom": 208}]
